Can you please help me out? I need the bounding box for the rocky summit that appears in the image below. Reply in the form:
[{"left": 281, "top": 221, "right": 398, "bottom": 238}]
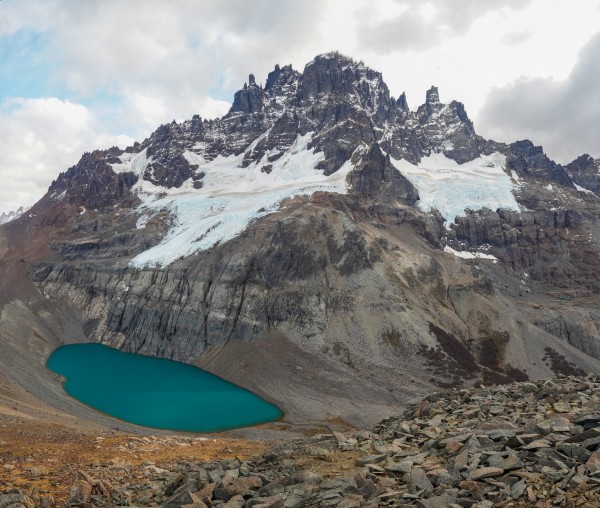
[
  {"left": 1, "top": 51, "right": 600, "bottom": 457},
  {"left": 4, "top": 376, "right": 600, "bottom": 507},
  {"left": 0, "top": 206, "right": 27, "bottom": 226}
]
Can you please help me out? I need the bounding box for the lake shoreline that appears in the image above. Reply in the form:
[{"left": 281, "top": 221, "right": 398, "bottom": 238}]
[{"left": 47, "top": 343, "right": 284, "bottom": 434}]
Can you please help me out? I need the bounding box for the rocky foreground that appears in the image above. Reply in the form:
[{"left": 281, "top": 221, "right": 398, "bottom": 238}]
[{"left": 4, "top": 375, "right": 600, "bottom": 507}]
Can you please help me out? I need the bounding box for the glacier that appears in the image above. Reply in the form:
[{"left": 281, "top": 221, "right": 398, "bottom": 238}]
[
  {"left": 112, "top": 133, "right": 354, "bottom": 268},
  {"left": 391, "top": 152, "right": 520, "bottom": 226}
]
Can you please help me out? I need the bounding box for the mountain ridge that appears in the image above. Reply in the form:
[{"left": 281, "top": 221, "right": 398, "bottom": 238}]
[
  {"left": 37, "top": 51, "right": 595, "bottom": 270},
  {"left": 0, "top": 206, "right": 28, "bottom": 225},
  {"left": 43, "top": 52, "right": 589, "bottom": 213}
]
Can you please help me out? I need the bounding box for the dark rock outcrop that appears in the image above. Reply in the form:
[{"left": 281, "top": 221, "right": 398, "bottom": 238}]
[
  {"left": 231, "top": 74, "right": 265, "bottom": 115},
  {"left": 507, "top": 140, "right": 573, "bottom": 187},
  {"left": 48, "top": 150, "right": 139, "bottom": 209},
  {"left": 566, "top": 154, "right": 600, "bottom": 197},
  {"left": 347, "top": 144, "right": 419, "bottom": 203}
]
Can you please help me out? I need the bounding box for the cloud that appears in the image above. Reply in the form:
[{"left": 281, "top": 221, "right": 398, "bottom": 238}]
[
  {"left": 358, "top": 0, "right": 532, "bottom": 53},
  {"left": 501, "top": 30, "right": 532, "bottom": 46},
  {"left": 477, "top": 31, "right": 600, "bottom": 163},
  {"left": 0, "top": 0, "right": 63, "bottom": 36},
  {"left": 0, "top": 98, "right": 132, "bottom": 213},
  {"left": 8, "top": 0, "right": 327, "bottom": 136}
]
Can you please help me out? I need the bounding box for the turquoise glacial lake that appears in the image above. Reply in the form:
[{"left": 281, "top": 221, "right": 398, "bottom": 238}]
[{"left": 47, "top": 343, "right": 282, "bottom": 432}]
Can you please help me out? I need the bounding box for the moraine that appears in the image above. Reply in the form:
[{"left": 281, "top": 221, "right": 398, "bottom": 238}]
[{"left": 47, "top": 343, "right": 282, "bottom": 432}]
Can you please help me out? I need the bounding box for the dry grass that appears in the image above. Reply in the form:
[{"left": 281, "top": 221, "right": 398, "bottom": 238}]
[{"left": 0, "top": 420, "right": 270, "bottom": 504}]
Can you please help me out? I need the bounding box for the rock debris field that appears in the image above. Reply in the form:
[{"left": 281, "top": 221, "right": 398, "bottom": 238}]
[{"left": 4, "top": 375, "right": 600, "bottom": 507}]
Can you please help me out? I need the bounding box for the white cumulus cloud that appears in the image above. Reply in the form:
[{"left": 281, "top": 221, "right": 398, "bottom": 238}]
[
  {"left": 0, "top": 98, "right": 132, "bottom": 213},
  {"left": 477, "top": 31, "right": 600, "bottom": 164}
]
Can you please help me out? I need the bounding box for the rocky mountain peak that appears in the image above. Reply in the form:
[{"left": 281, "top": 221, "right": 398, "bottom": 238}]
[
  {"left": 406, "top": 85, "right": 487, "bottom": 163},
  {"left": 566, "top": 153, "right": 600, "bottom": 196},
  {"left": 507, "top": 140, "right": 573, "bottom": 187},
  {"left": 570, "top": 153, "right": 598, "bottom": 167},
  {"left": 47, "top": 149, "right": 139, "bottom": 210},
  {"left": 189, "top": 114, "right": 203, "bottom": 133},
  {"left": 305, "top": 51, "right": 354, "bottom": 69},
  {"left": 448, "top": 100, "right": 472, "bottom": 128},
  {"left": 0, "top": 206, "right": 27, "bottom": 225},
  {"left": 231, "top": 76, "right": 265, "bottom": 114},
  {"left": 425, "top": 85, "right": 440, "bottom": 104},
  {"left": 418, "top": 85, "right": 444, "bottom": 119},
  {"left": 264, "top": 63, "right": 298, "bottom": 95},
  {"left": 346, "top": 143, "right": 419, "bottom": 203},
  {"left": 397, "top": 91, "right": 408, "bottom": 111},
  {"left": 298, "top": 52, "right": 390, "bottom": 107},
  {"left": 41, "top": 51, "right": 598, "bottom": 218}
]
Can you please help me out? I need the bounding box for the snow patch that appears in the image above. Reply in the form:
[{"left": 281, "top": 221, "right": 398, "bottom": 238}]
[
  {"left": 110, "top": 149, "right": 150, "bottom": 175},
  {"left": 444, "top": 246, "right": 498, "bottom": 262},
  {"left": 136, "top": 214, "right": 150, "bottom": 229},
  {"left": 182, "top": 150, "right": 206, "bottom": 166},
  {"left": 391, "top": 152, "right": 519, "bottom": 226},
  {"left": 574, "top": 182, "right": 595, "bottom": 195},
  {"left": 51, "top": 190, "right": 67, "bottom": 201},
  {"left": 441, "top": 140, "right": 454, "bottom": 151},
  {"left": 130, "top": 133, "right": 353, "bottom": 268}
]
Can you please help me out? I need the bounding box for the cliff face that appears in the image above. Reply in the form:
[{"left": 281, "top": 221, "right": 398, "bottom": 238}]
[
  {"left": 28, "top": 193, "right": 600, "bottom": 423},
  {"left": 566, "top": 154, "right": 600, "bottom": 196},
  {"left": 4, "top": 52, "right": 600, "bottom": 426}
]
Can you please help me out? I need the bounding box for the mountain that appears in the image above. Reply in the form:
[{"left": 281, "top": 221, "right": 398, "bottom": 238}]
[
  {"left": 1, "top": 52, "right": 600, "bottom": 428},
  {"left": 566, "top": 154, "right": 600, "bottom": 195},
  {"left": 0, "top": 206, "right": 27, "bottom": 225}
]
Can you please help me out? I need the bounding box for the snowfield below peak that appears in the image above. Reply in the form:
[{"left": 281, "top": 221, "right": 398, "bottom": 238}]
[
  {"left": 120, "top": 133, "right": 353, "bottom": 268},
  {"left": 391, "top": 152, "right": 520, "bottom": 226},
  {"left": 111, "top": 136, "right": 521, "bottom": 267},
  {"left": 443, "top": 245, "right": 498, "bottom": 262}
]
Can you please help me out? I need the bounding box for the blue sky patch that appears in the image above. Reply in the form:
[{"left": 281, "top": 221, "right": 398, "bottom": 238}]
[{"left": 0, "top": 28, "right": 67, "bottom": 100}]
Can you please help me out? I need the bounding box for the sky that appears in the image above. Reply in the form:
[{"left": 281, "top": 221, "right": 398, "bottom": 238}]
[{"left": 1, "top": 0, "right": 599, "bottom": 213}]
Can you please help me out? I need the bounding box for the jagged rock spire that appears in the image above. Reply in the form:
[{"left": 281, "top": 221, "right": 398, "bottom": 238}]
[
  {"left": 426, "top": 86, "right": 440, "bottom": 104},
  {"left": 397, "top": 92, "right": 408, "bottom": 111},
  {"left": 231, "top": 73, "right": 265, "bottom": 114}
]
